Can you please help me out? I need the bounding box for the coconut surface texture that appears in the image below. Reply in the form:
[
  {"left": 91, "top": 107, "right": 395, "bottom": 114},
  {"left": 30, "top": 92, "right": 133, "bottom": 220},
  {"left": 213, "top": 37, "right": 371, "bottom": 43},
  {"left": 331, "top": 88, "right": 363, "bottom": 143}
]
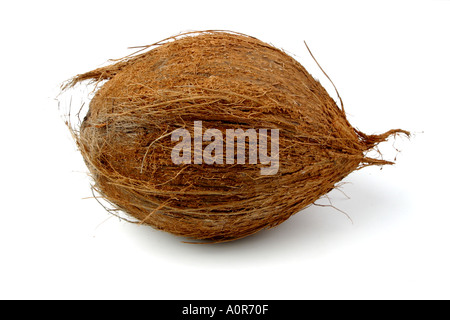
[{"left": 65, "top": 31, "right": 408, "bottom": 243}]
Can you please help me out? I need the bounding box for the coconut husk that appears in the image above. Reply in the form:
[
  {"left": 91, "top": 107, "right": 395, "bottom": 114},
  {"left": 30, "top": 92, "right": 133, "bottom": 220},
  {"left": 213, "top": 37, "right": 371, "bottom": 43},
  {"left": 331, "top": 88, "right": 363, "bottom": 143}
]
[{"left": 64, "top": 31, "right": 409, "bottom": 243}]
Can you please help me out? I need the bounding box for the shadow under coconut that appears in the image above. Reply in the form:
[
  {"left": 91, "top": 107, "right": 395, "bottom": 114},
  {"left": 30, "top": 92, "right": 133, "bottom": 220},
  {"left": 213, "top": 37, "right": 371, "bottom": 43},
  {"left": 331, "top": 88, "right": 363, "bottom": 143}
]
[{"left": 121, "top": 170, "right": 409, "bottom": 266}]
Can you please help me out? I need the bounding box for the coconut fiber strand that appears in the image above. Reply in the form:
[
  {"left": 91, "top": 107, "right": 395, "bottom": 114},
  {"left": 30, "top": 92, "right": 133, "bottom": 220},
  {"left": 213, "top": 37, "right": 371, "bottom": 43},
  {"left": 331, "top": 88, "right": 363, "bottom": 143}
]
[{"left": 65, "top": 31, "right": 409, "bottom": 243}]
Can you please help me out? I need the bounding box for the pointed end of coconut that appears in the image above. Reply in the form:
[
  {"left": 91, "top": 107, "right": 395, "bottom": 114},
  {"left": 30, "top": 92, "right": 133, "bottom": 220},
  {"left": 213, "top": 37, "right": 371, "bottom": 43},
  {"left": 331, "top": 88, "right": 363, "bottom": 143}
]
[
  {"left": 61, "top": 60, "right": 130, "bottom": 92},
  {"left": 357, "top": 128, "right": 410, "bottom": 168},
  {"left": 358, "top": 129, "right": 411, "bottom": 150}
]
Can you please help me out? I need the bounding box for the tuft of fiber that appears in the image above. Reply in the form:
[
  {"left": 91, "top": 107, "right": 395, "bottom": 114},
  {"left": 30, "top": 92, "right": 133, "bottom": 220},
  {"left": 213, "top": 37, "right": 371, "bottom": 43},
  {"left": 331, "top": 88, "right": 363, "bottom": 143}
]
[{"left": 64, "top": 31, "right": 409, "bottom": 243}]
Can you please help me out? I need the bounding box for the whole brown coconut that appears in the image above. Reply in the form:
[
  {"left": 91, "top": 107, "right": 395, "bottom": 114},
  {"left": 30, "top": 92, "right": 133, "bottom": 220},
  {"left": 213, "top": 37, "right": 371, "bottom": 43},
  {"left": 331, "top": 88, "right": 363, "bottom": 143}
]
[{"left": 65, "top": 31, "right": 408, "bottom": 242}]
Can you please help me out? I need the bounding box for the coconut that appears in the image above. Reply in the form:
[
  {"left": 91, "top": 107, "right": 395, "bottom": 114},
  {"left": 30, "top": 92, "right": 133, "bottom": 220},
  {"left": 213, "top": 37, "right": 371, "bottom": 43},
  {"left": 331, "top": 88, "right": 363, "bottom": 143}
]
[{"left": 64, "top": 31, "right": 409, "bottom": 242}]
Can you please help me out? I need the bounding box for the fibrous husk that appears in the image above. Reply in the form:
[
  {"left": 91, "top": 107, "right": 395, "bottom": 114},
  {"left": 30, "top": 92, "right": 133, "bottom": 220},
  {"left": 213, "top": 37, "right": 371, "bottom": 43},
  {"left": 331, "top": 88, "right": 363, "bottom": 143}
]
[{"left": 64, "top": 31, "right": 409, "bottom": 243}]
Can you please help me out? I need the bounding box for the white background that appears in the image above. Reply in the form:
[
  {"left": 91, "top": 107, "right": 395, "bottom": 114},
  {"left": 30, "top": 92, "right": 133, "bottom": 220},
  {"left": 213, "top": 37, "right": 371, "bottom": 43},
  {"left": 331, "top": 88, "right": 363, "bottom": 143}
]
[{"left": 1, "top": 0, "right": 449, "bottom": 300}]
